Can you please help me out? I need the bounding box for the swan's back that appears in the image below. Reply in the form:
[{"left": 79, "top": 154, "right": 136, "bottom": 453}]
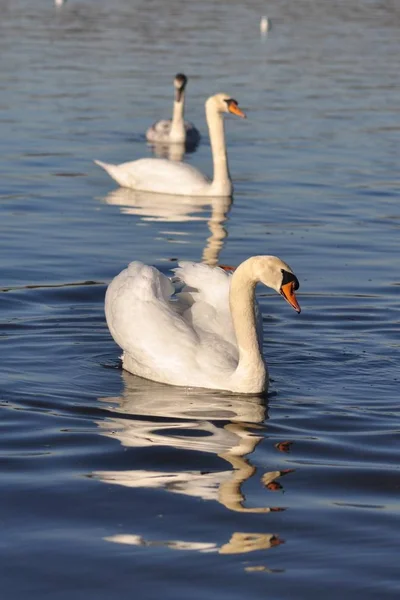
[
  {"left": 105, "top": 262, "right": 173, "bottom": 349},
  {"left": 146, "top": 119, "right": 200, "bottom": 145},
  {"left": 146, "top": 119, "right": 172, "bottom": 142},
  {"left": 174, "top": 262, "right": 235, "bottom": 344},
  {"left": 97, "top": 158, "right": 210, "bottom": 195}
]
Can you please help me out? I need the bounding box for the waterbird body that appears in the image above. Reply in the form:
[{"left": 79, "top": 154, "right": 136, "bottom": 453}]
[{"left": 105, "top": 256, "right": 301, "bottom": 393}]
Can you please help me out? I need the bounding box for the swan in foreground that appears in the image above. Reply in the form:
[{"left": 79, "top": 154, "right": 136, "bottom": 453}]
[
  {"left": 146, "top": 73, "right": 200, "bottom": 147},
  {"left": 95, "top": 93, "right": 246, "bottom": 197},
  {"left": 105, "top": 256, "right": 301, "bottom": 394}
]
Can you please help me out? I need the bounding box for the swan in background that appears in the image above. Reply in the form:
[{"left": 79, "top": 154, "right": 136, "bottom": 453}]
[
  {"left": 146, "top": 73, "right": 200, "bottom": 148},
  {"left": 105, "top": 256, "right": 301, "bottom": 393},
  {"left": 260, "top": 16, "right": 270, "bottom": 34},
  {"left": 102, "top": 189, "right": 231, "bottom": 266},
  {"left": 95, "top": 93, "right": 246, "bottom": 197}
]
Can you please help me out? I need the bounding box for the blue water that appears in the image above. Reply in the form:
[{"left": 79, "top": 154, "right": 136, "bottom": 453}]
[{"left": 1, "top": 1, "right": 399, "bottom": 598}]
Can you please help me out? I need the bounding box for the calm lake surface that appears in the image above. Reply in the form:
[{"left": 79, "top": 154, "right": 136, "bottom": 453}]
[{"left": 1, "top": 1, "right": 399, "bottom": 598}]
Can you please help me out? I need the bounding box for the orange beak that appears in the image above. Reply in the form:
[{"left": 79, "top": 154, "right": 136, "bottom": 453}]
[
  {"left": 228, "top": 104, "right": 246, "bottom": 118},
  {"left": 280, "top": 281, "right": 301, "bottom": 313}
]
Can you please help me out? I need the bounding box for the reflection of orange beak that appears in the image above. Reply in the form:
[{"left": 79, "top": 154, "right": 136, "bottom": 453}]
[
  {"left": 228, "top": 104, "right": 246, "bottom": 118},
  {"left": 280, "top": 281, "right": 301, "bottom": 313},
  {"left": 269, "top": 535, "right": 284, "bottom": 548}
]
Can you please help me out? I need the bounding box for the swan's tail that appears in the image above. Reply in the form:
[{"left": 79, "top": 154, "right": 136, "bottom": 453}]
[
  {"left": 94, "top": 159, "right": 136, "bottom": 189},
  {"left": 93, "top": 160, "right": 120, "bottom": 183},
  {"left": 94, "top": 159, "right": 119, "bottom": 178},
  {"left": 94, "top": 159, "right": 111, "bottom": 171}
]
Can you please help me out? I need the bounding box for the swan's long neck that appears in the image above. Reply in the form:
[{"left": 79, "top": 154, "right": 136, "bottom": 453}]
[
  {"left": 206, "top": 101, "right": 232, "bottom": 196},
  {"left": 169, "top": 93, "right": 185, "bottom": 142},
  {"left": 229, "top": 260, "right": 267, "bottom": 393}
]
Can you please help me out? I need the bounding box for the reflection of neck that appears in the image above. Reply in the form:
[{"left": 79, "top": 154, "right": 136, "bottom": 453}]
[
  {"left": 202, "top": 196, "right": 232, "bottom": 266},
  {"left": 229, "top": 259, "right": 266, "bottom": 393},
  {"left": 206, "top": 100, "right": 232, "bottom": 196},
  {"left": 218, "top": 423, "right": 271, "bottom": 513},
  {"left": 167, "top": 144, "right": 185, "bottom": 161},
  {"left": 169, "top": 93, "right": 185, "bottom": 142}
]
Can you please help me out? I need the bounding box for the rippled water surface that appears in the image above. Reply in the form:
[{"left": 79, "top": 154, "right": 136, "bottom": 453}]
[{"left": 1, "top": 1, "right": 399, "bottom": 598}]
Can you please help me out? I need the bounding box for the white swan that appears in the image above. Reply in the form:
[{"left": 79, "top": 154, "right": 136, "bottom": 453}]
[
  {"left": 105, "top": 256, "right": 301, "bottom": 394},
  {"left": 146, "top": 73, "right": 200, "bottom": 147},
  {"left": 95, "top": 93, "right": 246, "bottom": 197}
]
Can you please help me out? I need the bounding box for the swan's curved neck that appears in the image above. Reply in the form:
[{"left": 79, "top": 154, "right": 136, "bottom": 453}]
[
  {"left": 229, "top": 261, "right": 267, "bottom": 393},
  {"left": 206, "top": 102, "right": 232, "bottom": 195},
  {"left": 169, "top": 92, "right": 185, "bottom": 141}
]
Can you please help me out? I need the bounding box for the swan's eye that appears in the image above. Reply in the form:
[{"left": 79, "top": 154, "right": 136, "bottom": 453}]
[
  {"left": 281, "top": 269, "right": 299, "bottom": 290},
  {"left": 224, "top": 98, "right": 238, "bottom": 107}
]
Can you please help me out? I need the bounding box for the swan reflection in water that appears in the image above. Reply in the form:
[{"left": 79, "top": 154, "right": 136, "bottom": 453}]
[
  {"left": 94, "top": 371, "right": 294, "bottom": 554},
  {"left": 105, "top": 531, "right": 283, "bottom": 556},
  {"left": 102, "top": 189, "right": 232, "bottom": 266},
  {"left": 148, "top": 140, "right": 199, "bottom": 162}
]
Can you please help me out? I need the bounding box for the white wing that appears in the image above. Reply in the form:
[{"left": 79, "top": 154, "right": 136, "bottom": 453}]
[
  {"left": 174, "top": 261, "right": 267, "bottom": 375},
  {"left": 105, "top": 262, "right": 199, "bottom": 376},
  {"left": 175, "top": 261, "right": 263, "bottom": 352},
  {"left": 174, "top": 261, "right": 237, "bottom": 350},
  {"left": 105, "top": 261, "right": 242, "bottom": 388}
]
